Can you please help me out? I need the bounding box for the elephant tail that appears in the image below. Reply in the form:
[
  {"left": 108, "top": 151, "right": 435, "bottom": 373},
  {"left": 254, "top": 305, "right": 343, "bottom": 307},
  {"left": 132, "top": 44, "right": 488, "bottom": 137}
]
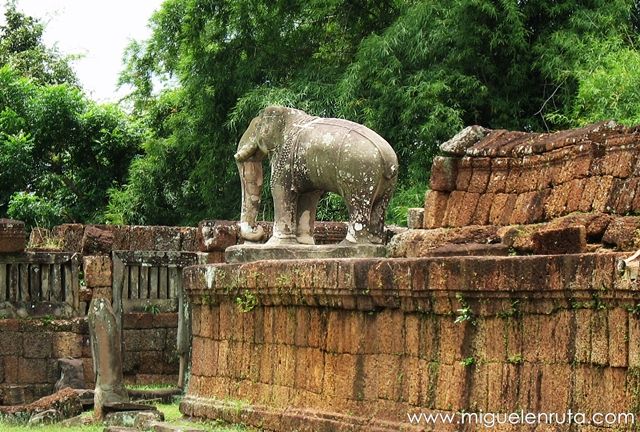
[{"left": 381, "top": 147, "right": 399, "bottom": 180}]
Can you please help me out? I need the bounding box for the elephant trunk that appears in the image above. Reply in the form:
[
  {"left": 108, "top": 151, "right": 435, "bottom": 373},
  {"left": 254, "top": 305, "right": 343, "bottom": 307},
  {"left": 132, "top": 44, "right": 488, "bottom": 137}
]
[{"left": 237, "top": 158, "right": 266, "bottom": 242}]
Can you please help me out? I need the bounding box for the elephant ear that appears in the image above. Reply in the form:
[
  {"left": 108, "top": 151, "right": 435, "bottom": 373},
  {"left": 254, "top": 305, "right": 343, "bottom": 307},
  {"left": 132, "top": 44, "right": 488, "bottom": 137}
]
[{"left": 257, "top": 106, "right": 289, "bottom": 152}]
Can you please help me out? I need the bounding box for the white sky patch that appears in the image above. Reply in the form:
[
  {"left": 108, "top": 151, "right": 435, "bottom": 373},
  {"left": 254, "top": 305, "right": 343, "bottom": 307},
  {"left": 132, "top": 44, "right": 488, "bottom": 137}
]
[{"left": 0, "top": 0, "right": 164, "bottom": 103}]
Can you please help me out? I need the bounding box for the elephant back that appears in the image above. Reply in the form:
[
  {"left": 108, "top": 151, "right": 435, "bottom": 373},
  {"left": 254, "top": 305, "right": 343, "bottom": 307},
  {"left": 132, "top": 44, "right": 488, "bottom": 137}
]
[{"left": 308, "top": 118, "right": 398, "bottom": 180}]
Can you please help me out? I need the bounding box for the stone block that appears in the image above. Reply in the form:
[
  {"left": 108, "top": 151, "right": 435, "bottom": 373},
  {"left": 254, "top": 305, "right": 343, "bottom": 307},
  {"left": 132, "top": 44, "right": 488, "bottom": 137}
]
[
  {"left": 406, "top": 208, "right": 424, "bottom": 229},
  {"left": 52, "top": 332, "right": 83, "bottom": 358},
  {"left": 83, "top": 255, "right": 112, "bottom": 287},
  {"left": 429, "top": 156, "right": 459, "bottom": 191},
  {"left": 467, "top": 167, "right": 491, "bottom": 194},
  {"left": 531, "top": 226, "right": 586, "bottom": 255},
  {"left": 197, "top": 220, "right": 238, "bottom": 252},
  {"left": 440, "top": 125, "right": 489, "bottom": 155},
  {"left": 591, "top": 175, "right": 615, "bottom": 212},
  {"left": 488, "top": 194, "right": 509, "bottom": 225},
  {"left": 0, "top": 219, "right": 25, "bottom": 253},
  {"left": 81, "top": 226, "right": 114, "bottom": 255},
  {"left": 23, "top": 333, "right": 52, "bottom": 359},
  {"left": 455, "top": 192, "right": 480, "bottom": 227},
  {"left": 130, "top": 226, "right": 180, "bottom": 251},
  {"left": 602, "top": 216, "right": 640, "bottom": 250},
  {"left": 423, "top": 190, "right": 449, "bottom": 229},
  {"left": 442, "top": 191, "right": 466, "bottom": 227},
  {"left": 608, "top": 308, "right": 628, "bottom": 368},
  {"left": 471, "top": 193, "right": 494, "bottom": 225},
  {"left": 52, "top": 224, "right": 84, "bottom": 252}
]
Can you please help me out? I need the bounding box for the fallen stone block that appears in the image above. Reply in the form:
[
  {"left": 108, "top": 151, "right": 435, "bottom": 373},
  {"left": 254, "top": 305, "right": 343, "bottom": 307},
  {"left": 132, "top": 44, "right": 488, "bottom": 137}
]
[
  {"left": 548, "top": 212, "right": 612, "bottom": 242},
  {"left": 0, "top": 387, "right": 83, "bottom": 421},
  {"left": 61, "top": 413, "right": 95, "bottom": 427},
  {"left": 440, "top": 125, "right": 489, "bottom": 156},
  {"left": 531, "top": 225, "right": 586, "bottom": 255},
  {"left": 197, "top": 220, "right": 238, "bottom": 252},
  {"left": 104, "top": 409, "right": 164, "bottom": 428},
  {"left": 133, "top": 411, "right": 167, "bottom": 430},
  {"left": 602, "top": 216, "right": 640, "bottom": 251},
  {"left": 82, "top": 226, "right": 114, "bottom": 255},
  {"left": 103, "top": 427, "right": 138, "bottom": 432},
  {"left": 149, "top": 421, "right": 206, "bottom": 432},
  {"left": 387, "top": 225, "right": 500, "bottom": 258},
  {"left": 29, "top": 409, "right": 60, "bottom": 425},
  {"left": 0, "top": 219, "right": 25, "bottom": 253}
]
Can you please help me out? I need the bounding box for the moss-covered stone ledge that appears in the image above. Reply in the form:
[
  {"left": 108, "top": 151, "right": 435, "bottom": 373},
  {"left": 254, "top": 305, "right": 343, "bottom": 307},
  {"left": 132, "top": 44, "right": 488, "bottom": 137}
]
[{"left": 183, "top": 253, "right": 635, "bottom": 314}]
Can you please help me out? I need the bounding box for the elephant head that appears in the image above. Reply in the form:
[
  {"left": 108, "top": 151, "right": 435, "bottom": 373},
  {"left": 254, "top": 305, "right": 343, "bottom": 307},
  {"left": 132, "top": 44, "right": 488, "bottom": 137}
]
[{"left": 234, "top": 106, "right": 290, "bottom": 242}]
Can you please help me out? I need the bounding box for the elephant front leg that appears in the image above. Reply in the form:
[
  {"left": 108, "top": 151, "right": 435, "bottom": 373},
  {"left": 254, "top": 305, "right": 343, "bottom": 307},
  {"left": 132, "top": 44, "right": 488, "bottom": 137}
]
[
  {"left": 295, "top": 191, "right": 323, "bottom": 245},
  {"left": 268, "top": 182, "right": 299, "bottom": 245}
]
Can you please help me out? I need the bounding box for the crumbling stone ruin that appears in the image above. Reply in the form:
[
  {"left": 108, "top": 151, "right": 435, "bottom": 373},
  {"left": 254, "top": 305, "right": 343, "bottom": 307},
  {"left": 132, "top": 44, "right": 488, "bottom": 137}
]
[
  {"left": 180, "top": 122, "right": 640, "bottom": 432},
  {"left": 6, "top": 121, "right": 640, "bottom": 431}
]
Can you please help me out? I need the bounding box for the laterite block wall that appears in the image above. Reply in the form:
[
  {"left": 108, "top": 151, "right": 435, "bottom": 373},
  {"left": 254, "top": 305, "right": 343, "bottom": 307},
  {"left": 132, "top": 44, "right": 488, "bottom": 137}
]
[
  {"left": 425, "top": 122, "right": 640, "bottom": 228},
  {"left": 181, "top": 254, "right": 640, "bottom": 431}
]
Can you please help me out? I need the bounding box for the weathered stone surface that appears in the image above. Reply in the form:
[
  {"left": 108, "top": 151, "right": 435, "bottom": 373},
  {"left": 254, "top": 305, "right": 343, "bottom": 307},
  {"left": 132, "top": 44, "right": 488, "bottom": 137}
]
[
  {"left": 54, "top": 358, "right": 86, "bottom": 391},
  {"left": 429, "top": 156, "right": 459, "bottom": 191},
  {"left": 547, "top": 213, "right": 612, "bottom": 242},
  {"left": 0, "top": 219, "right": 25, "bottom": 253},
  {"left": 439, "top": 125, "right": 489, "bottom": 155},
  {"left": 104, "top": 409, "right": 163, "bottom": 428},
  {"left": 88, "top": 299, "right": 129, "bottom": 419},
  {"left": 225, "top": 243, "right": 386, "bottom": 263},
  {"left": 149, "top": 422, "right": 205, "bottom": 432},
  {"left": 423, "top": 190, "right": 449, "bottom": 229},
  {"left": 423, "top": 122, "right": 640, "bottom": 226},
  {"left": 83, "top": 255, "right": 112, "bottom": 288},
  {"left": 531, "top": 225, "right": 587, "bottom": 255},
  {"left": 197, "top": 220, "right": 238, "bottom": 252},
  {"left": 0, "top": 387, "right": 82, "bottom": 419},
  {"left": 406, "top": 208, "right": 425, "bottom": 229},
  {"left": 28, "top": 408, "right": 60, "bottom": 425},
  {"left": 181, "top": 252, "right": 640, "bottom": 432},
  {"left": 420, "top": 242, "right": 509, "bottom": 257},
  {"left": 602, "top": 216, "right": 640, "bottom": 250},
  {"left": 52, "top": 224, "right": 84, "bottom": 252},
  {"left": 82, "top": 226, "right": 114, "bottom": 255},
  {"left": 387, "top": 225, "right": 500, "bottom": 258}
]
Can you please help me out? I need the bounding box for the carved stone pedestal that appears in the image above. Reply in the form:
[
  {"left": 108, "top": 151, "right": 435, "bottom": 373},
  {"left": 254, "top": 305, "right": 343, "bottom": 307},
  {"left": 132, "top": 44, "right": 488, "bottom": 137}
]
[{"left": 225, "top": 243, "right": 386, "bottom": 263}]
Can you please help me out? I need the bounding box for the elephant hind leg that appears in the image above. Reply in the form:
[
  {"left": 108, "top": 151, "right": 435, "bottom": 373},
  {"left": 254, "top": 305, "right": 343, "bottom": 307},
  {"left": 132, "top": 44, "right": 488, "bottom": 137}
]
[
  {"left": 368, "top": 189, "right": 393, "bottom": 244},
  {"left": 342, "top": 193, "right": 375, "bottom": 244},
  {"left": 296, "top": 191, "right": 323, "bottom": 245}
]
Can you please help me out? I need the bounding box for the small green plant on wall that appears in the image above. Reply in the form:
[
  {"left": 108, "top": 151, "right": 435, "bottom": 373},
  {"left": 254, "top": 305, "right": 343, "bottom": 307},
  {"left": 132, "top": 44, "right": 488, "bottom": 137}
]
[
  {"left": 454, "top": 293, "right": 476, "bottom": 326},
  {"left": 235, "top": 290, "right": 258, "bottom": 312}
]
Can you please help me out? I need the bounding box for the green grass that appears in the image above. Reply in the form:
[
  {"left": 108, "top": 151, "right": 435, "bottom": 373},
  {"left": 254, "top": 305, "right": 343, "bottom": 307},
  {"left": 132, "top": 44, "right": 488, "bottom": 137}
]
[{"left": 0, "top": 403, "right": 256, "bottom": 432}]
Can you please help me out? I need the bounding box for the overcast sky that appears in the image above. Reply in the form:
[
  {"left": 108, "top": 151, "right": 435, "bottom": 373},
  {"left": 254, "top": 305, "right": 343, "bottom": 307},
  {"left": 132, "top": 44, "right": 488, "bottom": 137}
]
[{"left": 0, "top": 0, "right": 165, "bottom": 102}]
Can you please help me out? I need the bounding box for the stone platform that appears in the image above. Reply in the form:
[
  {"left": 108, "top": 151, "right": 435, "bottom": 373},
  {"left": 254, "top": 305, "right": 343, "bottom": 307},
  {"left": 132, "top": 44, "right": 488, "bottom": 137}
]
[
  {"left": 181, "top": 252, "right": 640, "bottom": 432},
  {"left": 224, "top": 242, "right": 386, "bottom": 263}
]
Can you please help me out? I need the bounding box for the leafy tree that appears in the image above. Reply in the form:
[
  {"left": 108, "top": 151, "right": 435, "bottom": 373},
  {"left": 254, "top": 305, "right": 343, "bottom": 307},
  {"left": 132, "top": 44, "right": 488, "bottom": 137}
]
[
  {"left": 0, "top": 64, "right": 145, "bottom": 225},
  {"left": 114, "top": 0, "right": 640, "bottom": 226},
  {"left": 0, "top": 1, "right": 77, "bottom": 85},
  {"left": 113, "top": 0, "right": 403, "bottom": 224}
]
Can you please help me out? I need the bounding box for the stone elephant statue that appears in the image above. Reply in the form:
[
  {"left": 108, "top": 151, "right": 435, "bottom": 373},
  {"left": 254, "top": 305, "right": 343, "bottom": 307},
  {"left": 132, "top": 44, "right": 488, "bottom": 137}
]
[{"left": 234, "top": 106, "right": 398, "bottom": 245}]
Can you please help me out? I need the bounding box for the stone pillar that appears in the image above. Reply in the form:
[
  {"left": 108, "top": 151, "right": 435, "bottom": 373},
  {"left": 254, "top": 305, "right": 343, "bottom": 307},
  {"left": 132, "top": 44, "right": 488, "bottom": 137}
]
[{"left": 87, "top": 298, "right": 129, "bottom": 419}]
